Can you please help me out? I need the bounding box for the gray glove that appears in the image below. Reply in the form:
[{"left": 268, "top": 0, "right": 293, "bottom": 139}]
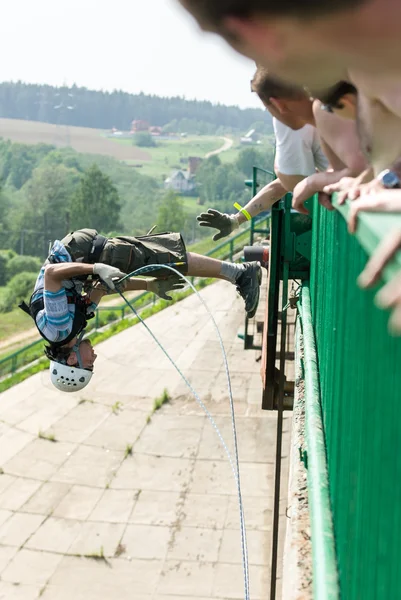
[
  {"left": 196, "top": 208, "right": 239, "bottom": 241},
  {"left": 147, "top": 276, "right": 185, "bottom": 300},
  {"left": 93, "top": 263, "right": 126, "bottom": 290}
]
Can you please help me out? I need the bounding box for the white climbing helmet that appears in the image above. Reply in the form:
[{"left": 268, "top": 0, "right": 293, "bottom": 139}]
[{"left": 49, "top": 360, "right": 93, "bottom": 392}]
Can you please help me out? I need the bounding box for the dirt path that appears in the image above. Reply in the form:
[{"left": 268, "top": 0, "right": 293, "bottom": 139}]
[{"left": 204, "top": 136, "right": 233, "bottom": 158}]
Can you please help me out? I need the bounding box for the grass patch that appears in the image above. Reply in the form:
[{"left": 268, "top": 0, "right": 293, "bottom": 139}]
[
  {"left": 124, "top": 444, "right": 133, "bottom": 459},
  {"left": 82, "top": 547, "right": 110, "bottom": 565},
  {"left": 153, "top": 388, "right": 171, "bottom": 411},
  {"left": 78, "top": 398, "right": 93, "bottom": 405},
  {"left": 0, "top": 305, "right": 32, "bottom": 342},
  {"left": 0, "top": 359, "right": 49, "bottom": 394},
  {"left": 111, "top": 401, "right": 123, "bottom": 415},
  {"left": 38, "top": 430, "right": 57, "bottom": 443},
  {"left": 115, "top": 135, "right": 224, "bottom": 179},
  {"left": 147, "top": 388, "right": 171, "bottom": 424}
]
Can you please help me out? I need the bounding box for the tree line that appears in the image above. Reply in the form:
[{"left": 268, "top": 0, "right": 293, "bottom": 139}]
[{"left": 0, "top": 81, "right": 273, "bottom": 135}]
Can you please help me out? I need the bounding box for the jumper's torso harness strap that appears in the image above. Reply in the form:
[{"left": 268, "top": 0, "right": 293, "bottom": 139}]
[
  {"left": 19, "top": 288, "right": 94, "bottom": 348},
  {"left": 18, "top": 232, "right": 106, "bottom": 347}
]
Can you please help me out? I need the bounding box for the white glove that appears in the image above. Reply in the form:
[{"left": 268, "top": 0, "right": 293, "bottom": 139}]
[{"left": 93, "top": 263, "right": 126, "bottom": 290}]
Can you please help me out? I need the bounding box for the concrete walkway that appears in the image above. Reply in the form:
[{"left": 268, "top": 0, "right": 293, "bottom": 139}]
[{"left": 0, "top": 280, "right": 290, "bottom": 600}]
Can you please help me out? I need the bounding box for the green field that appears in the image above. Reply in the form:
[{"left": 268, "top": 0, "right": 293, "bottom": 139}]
[
  {"left": 0, "top": 305, "right": 32, "bottom": 342},
  {"left": 111, "top": 135, "right": 239, "bottom": 179}
]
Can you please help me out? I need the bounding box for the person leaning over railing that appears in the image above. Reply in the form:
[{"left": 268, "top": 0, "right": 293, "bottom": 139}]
[
  {"left": 197, "top": 66, "right": 367, "bottom": 240},
  {"left": 314, "top": 81, "right": 401, "bottom": 334},
  {"left": 251, "top": 67, "right": 368, "bottom": 215},
  {"left": 197, "top": 70, "right": 329, "bottom": 240},
  {"left": 20, "top": 229, "right": 263, "bottom": 392}
]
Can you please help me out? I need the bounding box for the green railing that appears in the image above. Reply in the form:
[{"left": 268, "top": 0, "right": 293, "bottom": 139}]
[
  {"left": 306, "top": 195, "right": 401, "bottom": 600},
  {"left": 258, "top": 171, "right": 401, "bottom": 599},
  {"left": 0, "top": 219, "right": 268, "bottom": 381}
]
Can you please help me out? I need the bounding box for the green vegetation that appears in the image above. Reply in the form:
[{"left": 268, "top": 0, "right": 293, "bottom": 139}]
[
  {"left": 38, "top": 430, "right": 57, "bottom": 442},
  {"left": 82, "top": 547, "right": 108, "bottom": 563},
  {"left": 0, "top": 303, "right": 32, "bottom": 341},
  {"left": 157, "top": 191, "right": 186, "bottom": 233},
  {"left": 153, "top": 388, "right": 171, "bottom": 411},
  {"left": 70, "top": 164, "right": 121, "bottom": 232},
  {"left": 146, "top": 388, "right": 172, "bottom": 424},
  {"left": 111, "top": 401, "right": 123, "bottom": 414},
  {"left": 0, "top": 81, "right": 273, "bottom": 135},
  {"left": 119, "top": 135, "right": 223, "bottom": 179},
  {"left": 0, "top": 359, "right": 49, "bottom": 394},
  {"left": 124, "top": 444, "right": 133, "bottom": 459},
  {"left": 133, "top": 132, "right": 156, "bottom": 148}
]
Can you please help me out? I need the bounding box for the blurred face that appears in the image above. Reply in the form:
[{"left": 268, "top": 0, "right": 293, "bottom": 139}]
[
  {"left": 67, "top": 340, "right": 97, "bottom": 369},
  {"left": 179, "top": 0, "right": 394, "bottom": 90},
  {"left": 179, "top": 2, "right": 349, "bottom": 89}
]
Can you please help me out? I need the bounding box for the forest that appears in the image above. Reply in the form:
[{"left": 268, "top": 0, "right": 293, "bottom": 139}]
[{"left": 0, "top": 81, "right": 273, "bottom": 135}]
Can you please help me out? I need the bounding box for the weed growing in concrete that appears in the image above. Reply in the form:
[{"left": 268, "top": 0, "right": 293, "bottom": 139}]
[
  {"left": 111, "top": 401, "right": 122, "bottom": 414},
  {"left": 38, "top": 430, "right": 57, "bottom": 443},
  {"left": 124, "top": 444, "right": 133, "bottom": 459},
  {"left": 153, "top": 388, "right": 171, "bottom": 411}
]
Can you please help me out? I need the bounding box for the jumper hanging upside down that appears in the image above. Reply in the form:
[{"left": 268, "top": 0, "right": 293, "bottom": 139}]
[{"left": 20, "top": 229, "right": 262, "bottom": 393}]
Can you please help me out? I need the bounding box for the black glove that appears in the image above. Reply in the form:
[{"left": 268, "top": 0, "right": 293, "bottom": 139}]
[
  {"left": 196, "top": 208, "right": 239, "bottom": 241},
  {"left": 147, "top": 276, "right": 185, "bottom": 300}
]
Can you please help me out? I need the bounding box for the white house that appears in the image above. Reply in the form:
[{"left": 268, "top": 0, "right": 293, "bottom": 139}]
[{"left": 164, "top": 170, "right": 196, "bottom": 194}]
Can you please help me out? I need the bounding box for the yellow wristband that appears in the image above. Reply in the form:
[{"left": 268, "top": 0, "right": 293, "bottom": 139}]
[{"left": 233, "top": 202, "right": 252, "bottom": 221}]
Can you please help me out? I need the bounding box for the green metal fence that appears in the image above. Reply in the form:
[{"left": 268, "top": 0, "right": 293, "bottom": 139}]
[{"left": 307, "top": 195, "right": 401, "bottom": 600}]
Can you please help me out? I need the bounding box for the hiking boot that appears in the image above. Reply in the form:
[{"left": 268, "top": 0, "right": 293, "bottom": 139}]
[{"left": 236, "top": 261, "right": 262, "bottom": 318}]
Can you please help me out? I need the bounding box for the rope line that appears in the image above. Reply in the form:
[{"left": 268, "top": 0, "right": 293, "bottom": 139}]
[{"left": 117, "top": 264, "right": 250, "bottom": 600}]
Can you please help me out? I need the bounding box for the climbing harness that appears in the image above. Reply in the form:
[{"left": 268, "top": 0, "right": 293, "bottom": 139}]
[{"left": 116, "top": 264, "right": 251, "bottom": 600}]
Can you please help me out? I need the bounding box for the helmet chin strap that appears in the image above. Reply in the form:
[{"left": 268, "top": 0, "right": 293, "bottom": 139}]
[{"left": 71, "top": 330, "right": 86, "bottom": 369}]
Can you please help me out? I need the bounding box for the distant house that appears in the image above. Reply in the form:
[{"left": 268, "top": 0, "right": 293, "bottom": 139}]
[
  {"left": 149, "top": 126, "right": 163, "bottom": 136},
  {"left": 240, "top": 128, "right": 258, "bottom": 144},
  {"left": 131, "top": 120, "right": 150, "bottom": 133},
  {"left": 164, "top": 169, "right": 196, "bottom": 194}
]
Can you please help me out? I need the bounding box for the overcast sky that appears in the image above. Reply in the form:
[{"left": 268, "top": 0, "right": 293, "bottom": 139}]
[{"left": 1, "top": 0, "right": 261, "bottom": 109}]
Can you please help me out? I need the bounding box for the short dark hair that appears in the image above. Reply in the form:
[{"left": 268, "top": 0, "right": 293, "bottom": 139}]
[
  {"left": 44, "top": 344, "right": 76, "bottom": 365},
  {"left": 317, "top": 81, "right": 357, "bottom": 111},
  {"left": 181, "top": 0, "right": 365, "bottom": 28},
  {"left": 251, "top": 66, "right": 307, "bottom": 107}
]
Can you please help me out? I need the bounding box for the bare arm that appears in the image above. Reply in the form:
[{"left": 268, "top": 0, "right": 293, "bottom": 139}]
[
  {"left": 44, "top": 263, "right": 94, "bottom": 293},
  {"left": 89, "top": 277, "right": 149, "bottom": 296},
  {"left": 236, "top": 178, "right": 286, "bottom": 224}
]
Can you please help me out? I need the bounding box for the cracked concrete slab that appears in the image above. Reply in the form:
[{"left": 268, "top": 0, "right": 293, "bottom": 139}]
[{"left": 0, "top": 281, "right": 290, "bottom": 599}]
